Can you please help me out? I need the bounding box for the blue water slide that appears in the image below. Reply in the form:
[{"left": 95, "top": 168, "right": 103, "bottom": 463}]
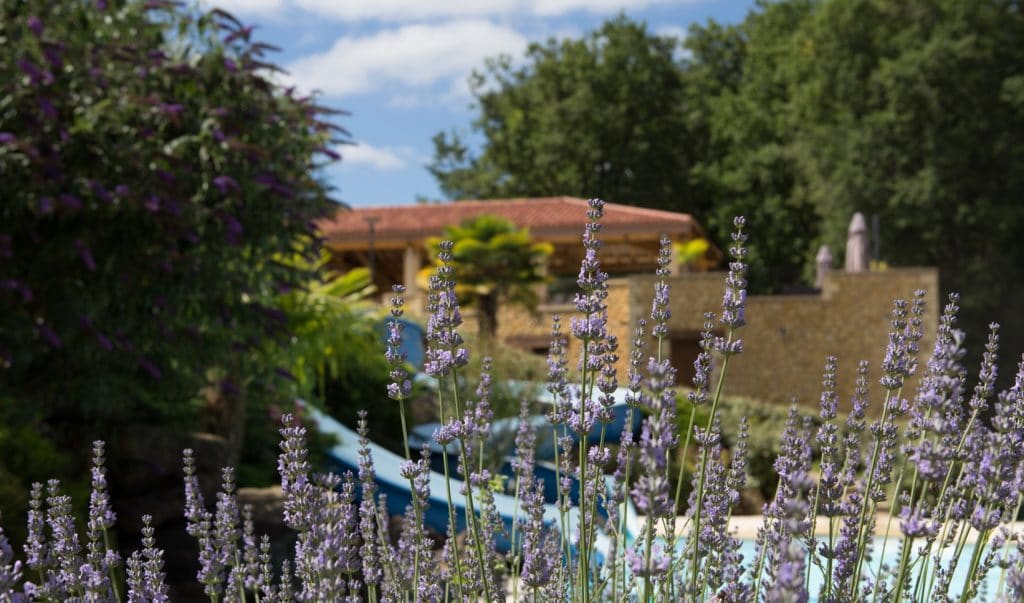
[{"left": 299, "top": 401, "right": 642, "bottom": 557}]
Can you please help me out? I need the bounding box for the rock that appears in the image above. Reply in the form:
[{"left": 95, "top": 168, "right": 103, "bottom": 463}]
[
  {"left": 238, "top": 485, "right": 288, "bottom": 538},
  {"left": 116, "top": 485, "right": 186, "bottom": 533},
  {"left": 113, "top": 429, "right": 227, "bottom": 501}
]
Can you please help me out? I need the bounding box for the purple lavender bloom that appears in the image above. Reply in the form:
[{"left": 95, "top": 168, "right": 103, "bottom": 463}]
[
  {"left": 626, "top": 542, "right": 671, "bottom": 577},
  {"left": 719, "top": 216, "right": 749, "bottom": 334},
  {"left": 277, "top": 415, "right": 316, "bottom": 532},
  {"left": 814, "top": 357, "right": 846, "bottom": 520},
  {"left": 519, "top": 478, "right": 560, "bottom": 590},
  {"left": 385, "top": 286, "right": 412, "bottom": 401},
  {"left": 631, "top": 359, "right": 677, "bottom": 518},
  {"left": 0, "top": 521, "right": 24, "bottom": 597},
  {"left": 356, "top": 411, "right": 384, "bottom": 589},
  {"left": 126, "top": 515, "right": 169, "bottom": 602},
  {"left": 689, "top": 433, "right": 742, "bottom": 593},
  {"left": 0, "top": 133, "right": 15, "bottom": 145},
  {"left": 898, "top": 505, "right": 938, "bottom": 539},
  {"left": 44, "top": 480, "right": 84, "bottom": 598},
  {"left": 689, "top": 312, "right": 716, "bottom": 406},
  {"left": 424, "top": 241, "right": 468, "bottom": 378},
  {"left": 650, "top": 236, "right": 672, "bottom": 338},
  {"left": 85, "top": 442, "right": 117, "bottom": 587},
  {"left": 23, "top": 482, "right": 53, "bottom": 599}
]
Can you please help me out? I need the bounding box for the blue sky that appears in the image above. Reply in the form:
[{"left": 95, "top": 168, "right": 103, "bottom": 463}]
[{"left": 207, "top": 1, "right": 757, "bottom": 207}]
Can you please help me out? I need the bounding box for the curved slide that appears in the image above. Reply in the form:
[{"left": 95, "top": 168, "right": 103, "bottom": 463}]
[{"left": 299, "top": 401, "right": 642, "bottom": 557}]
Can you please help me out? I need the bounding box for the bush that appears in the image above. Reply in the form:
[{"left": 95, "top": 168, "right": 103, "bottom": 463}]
[{"left": 0, "top": 0, "right": 341, "bottom": 486}]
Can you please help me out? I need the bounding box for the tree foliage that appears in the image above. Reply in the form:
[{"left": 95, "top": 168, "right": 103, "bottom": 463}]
[
  {"left": 423, "top": 215, "right": 552, "bottom": 339},
  {"left": 429, "top": 17, "right": 696, "bottom": 210},
  {"left": 0, "top": 1, "right": 343, "bottom": 436},
  {"left": 432, "top": 1, "right": 1024, "bottom": 375}
]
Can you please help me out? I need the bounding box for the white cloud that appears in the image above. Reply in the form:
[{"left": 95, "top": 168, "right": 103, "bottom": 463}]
[
  {"left": 284, "top": 19, "right": 527, "bottom": 98},
  {"left": 528, "top": 0, "right": 679, "bottom": 18},
  {"left": 339, "top": 142, "right": 408, "bottom": 170},
  {"left": 202, "top": 0, "right": 286, "bottom": 16},
  {"left": 387, "top": 93, "right": 422, "bottom": 108},
  {"left": 294, "top": 0, "right": 517, "bottom": 21},
  {"left": 655, "top": 25, "right": 688, "bottom": 41},
  {"left": 207, "top": 0, "right": 689, "bottom": 22}
]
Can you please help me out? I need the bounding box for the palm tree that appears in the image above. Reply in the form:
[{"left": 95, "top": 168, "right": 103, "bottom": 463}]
[{"left": 423, "top": 214, "right": 553, "bottom": 339}]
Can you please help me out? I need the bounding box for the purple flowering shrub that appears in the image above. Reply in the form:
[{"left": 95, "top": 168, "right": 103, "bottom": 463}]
[
  {"left": 0, "top": 0, "right": 340, "bottom": 433},
  {"left": 1, "top": 0, "right": 344, "bottom": 553},
  {"left": 4, "top": 200, "right": 1024, "bottom": 601}
]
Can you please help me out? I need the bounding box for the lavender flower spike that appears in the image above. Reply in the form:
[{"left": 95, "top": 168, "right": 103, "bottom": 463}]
[
  {"left": 0, "top": 519, "right": 23, "bottom": 599},
  {"left": 424, "top": 241, "right": 468, "bottom": 377},
  {"left": 716, "top": 216, "right": 748, "bottom": 355}
]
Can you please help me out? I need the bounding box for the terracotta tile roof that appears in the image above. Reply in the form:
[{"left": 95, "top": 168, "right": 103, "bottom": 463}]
[{"left": 319, "top": 196, "right": 701, "bottom": 246}]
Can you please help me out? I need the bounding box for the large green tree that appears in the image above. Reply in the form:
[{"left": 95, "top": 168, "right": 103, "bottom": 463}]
[
  {"left": 786, "top": 0, "right": 1024, "bottom": 369},
  {"left": 428, "top": 13, "right": 820, "bottom": 293},
  {"left": 429, "top": 16, "right": 696, "bottom": 210},
  {"left": 434, "top": 2, "right": 1024, "bottom": 376},
  {"left": 0, "top": 0, "right": 342, "bottom": 458}
]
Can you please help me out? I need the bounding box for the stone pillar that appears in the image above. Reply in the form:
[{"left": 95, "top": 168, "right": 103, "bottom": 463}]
[
  {"left": 668, "top": 237, "right": 684, "bottom": 276},
  {"left": 403, "top": 244, "right": 423, "bottom": 312}
]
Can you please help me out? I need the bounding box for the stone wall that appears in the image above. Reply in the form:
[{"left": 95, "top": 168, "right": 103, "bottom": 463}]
[
  {"left": 487, "top": 268, "right": 939, "bottom": 414},
  {"left": 627, "top": 268, "right": 939, "bottom": 412}
]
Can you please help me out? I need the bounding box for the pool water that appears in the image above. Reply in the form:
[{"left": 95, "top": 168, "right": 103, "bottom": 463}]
[{"left": 727, "top": 536, "right": 1010, "bottom": 601}]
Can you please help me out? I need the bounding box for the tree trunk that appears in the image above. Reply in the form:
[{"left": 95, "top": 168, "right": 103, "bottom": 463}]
[{"left": 478, "top": 293, "right": 498, "bottom": 341}]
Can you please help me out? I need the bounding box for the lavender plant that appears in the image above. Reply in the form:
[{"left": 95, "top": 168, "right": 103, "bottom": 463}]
[{"left": 3, "top": 203, "right": 1024, "bottom": 603}]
